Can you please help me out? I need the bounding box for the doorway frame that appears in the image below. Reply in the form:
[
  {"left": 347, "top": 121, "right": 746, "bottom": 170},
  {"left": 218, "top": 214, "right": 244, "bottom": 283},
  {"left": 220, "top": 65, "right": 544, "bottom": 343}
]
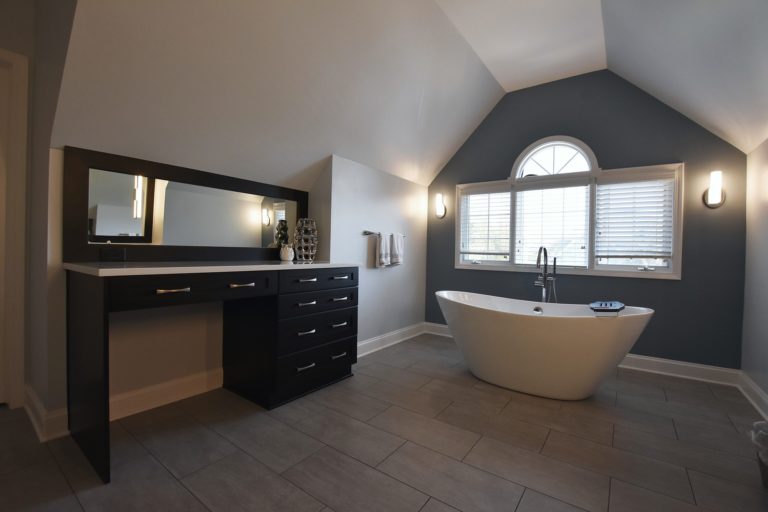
[{"left": 0, "top": 48, "right": 29, "bottom": 408}]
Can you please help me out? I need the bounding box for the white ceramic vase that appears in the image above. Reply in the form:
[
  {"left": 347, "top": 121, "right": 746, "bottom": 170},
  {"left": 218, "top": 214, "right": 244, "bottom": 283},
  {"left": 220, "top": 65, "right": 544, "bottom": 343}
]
[{"left": 279, "top": 244, "right": 295, "bottom": 262}]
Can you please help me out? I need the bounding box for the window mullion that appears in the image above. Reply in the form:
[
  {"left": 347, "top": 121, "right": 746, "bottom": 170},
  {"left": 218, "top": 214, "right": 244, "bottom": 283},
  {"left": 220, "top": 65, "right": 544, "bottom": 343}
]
[
  {"left": 588, "top": 176, "right": 596, "bottom": 270},
  {"left": 509, "top": 183, "right": 516, "bottom": 266}
]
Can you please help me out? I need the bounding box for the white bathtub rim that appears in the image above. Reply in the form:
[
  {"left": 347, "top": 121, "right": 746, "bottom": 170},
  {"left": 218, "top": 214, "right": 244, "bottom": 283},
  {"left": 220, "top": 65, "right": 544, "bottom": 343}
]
[{"left": 435, "top": 290, "right": 654, "bottom": 318}]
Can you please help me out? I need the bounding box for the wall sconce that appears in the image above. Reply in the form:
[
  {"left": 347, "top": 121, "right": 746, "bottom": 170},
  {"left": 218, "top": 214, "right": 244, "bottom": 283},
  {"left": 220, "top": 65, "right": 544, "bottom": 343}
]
[
  {"left": 435, "top": 193, "right": 446, "bottom": 219},
  {"left": 262, "top": 208, "right": 271, "bottom": 226},
  {"left": 703, "top": 170, "right": 725, "bottom": 209},
  {"left": 132, "top": 175, "right": 143, "bottom": 219}
]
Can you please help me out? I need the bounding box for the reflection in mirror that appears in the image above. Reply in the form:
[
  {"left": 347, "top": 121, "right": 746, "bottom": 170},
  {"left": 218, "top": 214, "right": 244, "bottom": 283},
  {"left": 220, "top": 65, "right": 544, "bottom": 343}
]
[
  {"left": 87, "top": 168, "right": 298, "bottom": 248},
  {"left": 88, "top": 169, "right": 153, "bottom": 242}
]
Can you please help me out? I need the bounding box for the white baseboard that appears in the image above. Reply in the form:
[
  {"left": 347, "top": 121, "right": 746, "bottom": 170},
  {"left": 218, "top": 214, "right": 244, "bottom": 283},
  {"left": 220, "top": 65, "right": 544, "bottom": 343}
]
[
  {"left": 357, "top": 323, "right": 427, "bottom": 357},
  {"left": 618, "top": 354, "right": 743, "bottom": 386},
  {"left": 737, "top": 373, "right": 768, "bottom": 422},
  {"left": 25, "top": 385, "right": 68, "bottom": 442},
  {"left": 423, "top": 322, "right": 451, "bottom": 337},
  {"left": 23, "top": 368, "right": 223, "bottom": 442},
  {"left": 110, "top": 368, "right": 223, "bottom": 421}
]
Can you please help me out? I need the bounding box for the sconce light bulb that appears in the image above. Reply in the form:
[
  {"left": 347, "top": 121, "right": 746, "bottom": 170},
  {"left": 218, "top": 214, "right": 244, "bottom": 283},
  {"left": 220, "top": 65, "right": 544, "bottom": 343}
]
[
  {"left": 133, "top": 175, "right": 143, "bottom": 219},
  {"left": 705, "top": 170, "right": 724, "bottom": 208},
  {"left": 435, "top": 193, "right": 446, "bottom": 219},
  {"left": 262, "top": 208, "right": 271, "bottom": 226}
]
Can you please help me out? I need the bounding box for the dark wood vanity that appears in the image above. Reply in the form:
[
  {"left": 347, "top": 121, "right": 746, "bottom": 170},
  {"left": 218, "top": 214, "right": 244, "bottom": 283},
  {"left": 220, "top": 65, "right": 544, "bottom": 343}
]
[
  {"left": 62, "top": 148, "right": 358, "bottom": 483},
  {"left": 65, "top": 262, "right": 358, "bottom": 484}
]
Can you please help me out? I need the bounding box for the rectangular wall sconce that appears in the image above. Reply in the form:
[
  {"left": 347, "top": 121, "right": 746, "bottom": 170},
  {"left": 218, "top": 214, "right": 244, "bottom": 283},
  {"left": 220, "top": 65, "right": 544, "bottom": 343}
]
[
  {"left": 132, "top": 175, "right": 143, "bottom": 219},
  {"left": 704, "top": 170, "right": 725, "bottom": 208},
  {"left": 435, "top": 193, "right": 446, "bottom": 218}
]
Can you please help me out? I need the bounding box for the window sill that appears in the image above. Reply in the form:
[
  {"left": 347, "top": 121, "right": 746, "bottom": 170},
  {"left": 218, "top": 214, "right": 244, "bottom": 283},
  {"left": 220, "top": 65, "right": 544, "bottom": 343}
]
[{"left": 454, "top": 262, "right": 681, "bottom": 280}]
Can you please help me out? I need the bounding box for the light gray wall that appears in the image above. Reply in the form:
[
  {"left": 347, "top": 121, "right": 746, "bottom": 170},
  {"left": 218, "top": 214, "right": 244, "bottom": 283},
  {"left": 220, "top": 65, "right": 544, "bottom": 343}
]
[
  {"left": 308, "top": 159, "right": 333, "bottom": 262},
  {"left": 25, "top": 0, "right": 77, "bottom": 411},
  {"left": 603, "top": 0, "right": 768, "bottom": 154},
  {"left": 51, "top": 0, "right": 503, "bottom": 189},
  {"left": 329, "top": 155, "right": 427, "bottom": 342},
  {"left": 427, "top": 70, "right": 747, "bottom": 368},
  {"left": 742, "top": 138, "right": 768, "bottom": 392}
]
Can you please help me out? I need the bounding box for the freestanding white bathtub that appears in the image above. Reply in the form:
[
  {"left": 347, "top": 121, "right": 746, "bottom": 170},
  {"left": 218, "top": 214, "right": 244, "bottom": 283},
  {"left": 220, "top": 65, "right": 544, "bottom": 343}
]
[{"left": 435, "top": 290, "right": 654, "bottom": 400}]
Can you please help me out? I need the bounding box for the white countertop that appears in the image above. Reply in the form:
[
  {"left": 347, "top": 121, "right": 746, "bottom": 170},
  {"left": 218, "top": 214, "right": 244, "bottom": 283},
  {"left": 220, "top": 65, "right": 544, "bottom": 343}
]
[{"left": 62, "top": 261, "right": 357, "bottom": 277}]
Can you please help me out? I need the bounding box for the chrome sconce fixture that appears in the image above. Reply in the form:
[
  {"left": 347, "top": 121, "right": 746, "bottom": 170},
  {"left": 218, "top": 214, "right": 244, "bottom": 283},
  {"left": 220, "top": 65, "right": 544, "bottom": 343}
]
[
  {"left": 703, "top": 170, "right": 725, "bottom": 209},
  {"left": 435, "top": 193, "right": 446, "bottom": 219}
]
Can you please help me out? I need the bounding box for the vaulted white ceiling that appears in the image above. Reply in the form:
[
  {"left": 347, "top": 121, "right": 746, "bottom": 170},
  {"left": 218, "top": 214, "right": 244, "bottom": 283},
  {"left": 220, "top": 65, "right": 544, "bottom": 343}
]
[
  {"left": 603, "top": 0, "right": 768, "bottom": 154},
  {"left": 435, "top": 0, "right": 768, "bottom": 155},
  {"left": 51, "top": 0, "right": 503, "bottom": 189},
  {"left": 51, "top": 0, "right": 768, "bottom": 192},
  {"left": 435, "top": 0, "right": 607, "bottom": 92}
]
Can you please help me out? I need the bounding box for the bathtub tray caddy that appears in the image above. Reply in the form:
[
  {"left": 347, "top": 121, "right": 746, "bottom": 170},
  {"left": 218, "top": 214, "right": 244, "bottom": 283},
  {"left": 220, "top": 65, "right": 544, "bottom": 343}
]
[{"left": 589, "top": 301, "right": 625, "bottom": 316}]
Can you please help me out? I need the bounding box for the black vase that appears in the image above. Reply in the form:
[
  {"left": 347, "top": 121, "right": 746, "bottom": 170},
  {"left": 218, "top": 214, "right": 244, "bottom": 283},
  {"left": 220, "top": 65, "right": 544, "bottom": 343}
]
[{"left": 274, "top": 220, "right": 289, "bottom": 246}]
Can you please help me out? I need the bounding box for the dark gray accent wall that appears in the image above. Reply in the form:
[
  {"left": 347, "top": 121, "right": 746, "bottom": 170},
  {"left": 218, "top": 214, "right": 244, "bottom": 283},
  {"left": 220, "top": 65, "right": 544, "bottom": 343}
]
[{"left": 426, "top": 70, "right": 746, "bottom": 369}]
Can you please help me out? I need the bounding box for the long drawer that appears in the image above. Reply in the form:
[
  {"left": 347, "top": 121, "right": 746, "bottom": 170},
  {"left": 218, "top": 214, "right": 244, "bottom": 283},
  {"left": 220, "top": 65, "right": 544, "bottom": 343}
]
[
  {"left": 273, "top": 337, "right": 356, "bottom": 405},
  {"left": 277, "top": 307, "right": 357, "bottom": 356},
  {"left": 277, "top": 287, "right": 357, "bottom": 319},
  {"left": 108, "top": 271, "right": 278, "bottom": 312},
  {"left": 278, "top": 267, "right": 357, "bottom": 294}
]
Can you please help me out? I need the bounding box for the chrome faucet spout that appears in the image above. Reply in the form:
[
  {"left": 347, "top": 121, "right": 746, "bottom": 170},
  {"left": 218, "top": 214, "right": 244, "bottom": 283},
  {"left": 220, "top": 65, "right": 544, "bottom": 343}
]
[{"left": 534, "top": 246, "right": 549, "bottom": 302}]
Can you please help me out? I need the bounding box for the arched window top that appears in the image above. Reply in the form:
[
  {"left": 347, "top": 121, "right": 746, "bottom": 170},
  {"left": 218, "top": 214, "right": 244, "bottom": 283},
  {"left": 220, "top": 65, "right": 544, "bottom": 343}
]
[{"left": 512, "top": 136, "right": 598, "bottom": 180}]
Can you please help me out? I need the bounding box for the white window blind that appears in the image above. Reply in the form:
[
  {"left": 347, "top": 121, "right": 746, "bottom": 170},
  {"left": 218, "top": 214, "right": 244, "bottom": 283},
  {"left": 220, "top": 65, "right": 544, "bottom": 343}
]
[
  {"left": 595, "top": 178, "right": 675, "bottom": 264},
  {"left": 514, "top": 185, "right": 589, "bottom": 267},
  {"left": 459, "top": 191, "right": 511, "bottom": 262},
  {"left": 273, "top": 202, "right": 287, "bottom": 222}
]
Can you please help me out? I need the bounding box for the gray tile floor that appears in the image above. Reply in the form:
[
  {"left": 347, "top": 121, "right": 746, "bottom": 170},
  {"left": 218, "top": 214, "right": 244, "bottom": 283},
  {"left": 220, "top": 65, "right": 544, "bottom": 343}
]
[{"left": 2, "top": 334, "right": 767, "bottom": 511}]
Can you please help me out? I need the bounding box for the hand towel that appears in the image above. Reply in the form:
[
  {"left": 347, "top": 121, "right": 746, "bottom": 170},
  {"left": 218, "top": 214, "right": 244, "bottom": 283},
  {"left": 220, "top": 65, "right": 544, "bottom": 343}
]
[
  {"left": 376, "top": 233, "right": 391, "bottom": 267},
  {"left": 390, "top": 233, "right": 405, "bottom": 266}
]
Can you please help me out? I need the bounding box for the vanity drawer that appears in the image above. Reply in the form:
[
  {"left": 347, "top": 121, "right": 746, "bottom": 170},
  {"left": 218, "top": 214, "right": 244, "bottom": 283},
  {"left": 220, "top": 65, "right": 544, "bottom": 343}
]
[
  {"left": 108, "top": 271, "right": 277, "bottom": 311},
  {"left": 277, "top": 307, "right": 357, "bottom": 356},
  {"left": 273, "top": 337, "right": 356, "bottom": 404},
  {"left": 277, "top": 287, "right": 357, "bottom": 319},
  {"left": 279, "top": 267, "right": 357, "bottom": 294}
]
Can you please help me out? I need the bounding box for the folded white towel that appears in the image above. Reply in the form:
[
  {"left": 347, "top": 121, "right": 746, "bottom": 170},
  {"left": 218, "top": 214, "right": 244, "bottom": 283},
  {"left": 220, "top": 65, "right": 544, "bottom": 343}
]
[
  {"left": 390, "top": 233, "right": 404, "bottom": 266},
  {"left": 376, "top": 233, "right": 391, "bottom": 267}
]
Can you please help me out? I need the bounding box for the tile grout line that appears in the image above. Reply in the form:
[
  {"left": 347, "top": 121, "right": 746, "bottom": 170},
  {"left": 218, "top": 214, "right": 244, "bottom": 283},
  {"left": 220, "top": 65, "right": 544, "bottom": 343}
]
[
  {"left": 44, "top": 443, "right": 87, "bottom": 512},
  {"left": 502, "top": 427, "right": 701, "bottom": 506},
  {"left": 460, "top": 433, "right": 485, "bottom": 462},
  {"left": 683, "top": 467, "right": 698, "bottom": 506},
  {"left": 121, "top": 407, "right": 241, "bottom": 481},
  {"left": 512, "top": 487, "right": 528, "bottom": 512},
  {"left": 119, "top": 420, "right": 216, "bottom": 512},
  {"left": 538, "top": 428, "right": 553, "bottom": 454},
  {"left": 607, "top": 477, "right": 613, "bottom": 511}
]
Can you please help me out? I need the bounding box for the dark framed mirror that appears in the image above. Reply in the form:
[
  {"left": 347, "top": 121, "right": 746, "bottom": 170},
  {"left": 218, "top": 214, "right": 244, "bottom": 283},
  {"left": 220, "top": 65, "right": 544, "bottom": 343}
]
[{"left": 63, "top": 146, "right": 308, "bottom": 262}]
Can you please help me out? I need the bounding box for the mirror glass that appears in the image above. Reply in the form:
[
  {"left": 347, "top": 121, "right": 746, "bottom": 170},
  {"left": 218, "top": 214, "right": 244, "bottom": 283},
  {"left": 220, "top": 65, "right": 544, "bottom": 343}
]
[{"left": 87, "top": 168, "right": 298, "bottom": 248}]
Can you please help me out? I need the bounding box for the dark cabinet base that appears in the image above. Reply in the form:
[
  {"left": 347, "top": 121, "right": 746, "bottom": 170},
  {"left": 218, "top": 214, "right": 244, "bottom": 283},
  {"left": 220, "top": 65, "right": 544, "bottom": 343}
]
[{"left": 66, "top": 266, "right": 358, "bottom": 484}]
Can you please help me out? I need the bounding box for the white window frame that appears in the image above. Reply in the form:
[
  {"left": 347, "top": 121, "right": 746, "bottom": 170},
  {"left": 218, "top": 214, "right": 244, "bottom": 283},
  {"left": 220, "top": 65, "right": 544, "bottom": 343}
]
[
  {"left": 454, "top": 180, "right": 513, "bottom": 268},
  {"left": 454, "top": 139, "right": 684, "bottom": 280}
]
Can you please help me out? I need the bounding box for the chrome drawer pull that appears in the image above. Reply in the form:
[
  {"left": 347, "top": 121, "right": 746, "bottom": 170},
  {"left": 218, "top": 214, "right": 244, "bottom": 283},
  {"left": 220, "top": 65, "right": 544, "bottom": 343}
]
[
  {"left": 229, "top": 282, "right": 255, "bottom": 289},
  {"left": 298, "top": 277, "right": 318, "bottom": 283},
  {"left": 156, "top": 287, "right": 191, "bottom": 295},
  {"left": 332, "top": 275, "right": 350, "bottom": 280},
  {"left": 332, "top": 296, "right": 349, "bottom": 302},
  {"left": 297, "top": 328, "right": 316, "bottom": 336},
  {"left": 296, "top": 362, "right": 316, "bottom": 372},
  {"left": 331, "top": 322, "right": 348, "bottom": 328},
  {"left": 298, "top": 300, "right": 317, "bottom": 307},
  {"left": 330, "top": 352, "right": 347, "bottom": 360}
]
